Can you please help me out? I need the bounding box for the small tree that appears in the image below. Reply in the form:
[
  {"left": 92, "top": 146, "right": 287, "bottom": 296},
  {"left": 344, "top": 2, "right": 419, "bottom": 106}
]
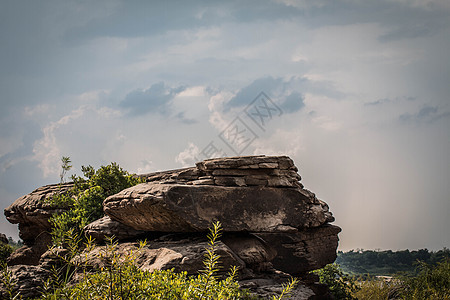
[{"left": 60, "top": 156, "right": 72, "bottom": 184}]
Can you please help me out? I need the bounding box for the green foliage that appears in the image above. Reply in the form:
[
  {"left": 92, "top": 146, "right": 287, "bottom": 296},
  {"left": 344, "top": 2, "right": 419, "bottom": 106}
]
[
  {"left": 1, "top": 263, "right": 22, "bottom": 300},
  {"left": 59, "top": 156, "right": 72, "bottom": 184},
  {"left": 0, "top": 243, "right": 13, "bottom": 265},
  {"left": 320, "top": 256, "right": 450, "bottom": 299},
  {"left": 272, "top": 277, "right": 299, "bottom": 300},
  {"left": 336, "top": 248, "right": 450, "bottom": 276},
  {"left": 7, "top": 238, "right": 23, "bottom": 251},
  {"left": 397, "top": 258, "right": 450, "bottom": 299},
  {"left": 313, "top": 263, "right": 359, "bottom": 300},
  {"left": 40, "top": 222, "right": 274, "bottom": 300},
  {"left": 353, "top": 277, "right": 397, "bottom": 299},
  {"left": 48, "top": 159, "right": 144, "bottom": 247}
]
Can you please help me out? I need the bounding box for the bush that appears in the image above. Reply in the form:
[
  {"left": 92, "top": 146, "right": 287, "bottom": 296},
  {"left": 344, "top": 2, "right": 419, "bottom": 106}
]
[
  {"left": 398, "top": 258, "right": 450, "bottom": 299},
  {"left": 313, "top": 263, "right": 359, "bottom": 300},
  {"left": 0, "top": 243, "right": 13, "bottom": 265},
  {"left": 47, "top": 161, "right": 144, "bottom": 246},
  {"left": 353, "top": 277, "right": 397, "bottom": 299},
  {"left": 40, "top": 222, "right": 297, "bottom": 300}
]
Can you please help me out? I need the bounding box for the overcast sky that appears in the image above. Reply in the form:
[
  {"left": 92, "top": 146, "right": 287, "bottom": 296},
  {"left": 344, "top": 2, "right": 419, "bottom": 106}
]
[{"left": 1, "top": 0, "right": 449, "bottom": 251}]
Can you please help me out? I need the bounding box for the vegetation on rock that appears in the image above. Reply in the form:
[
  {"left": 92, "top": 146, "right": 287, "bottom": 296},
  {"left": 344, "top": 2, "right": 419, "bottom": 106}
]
[
  {"left": 47, "top": 158, "right": 143, "bottom": 246},
  {"left": 313, "top": 263, "right": 358, "bottom": 300},
  {"left": 36, "top": 222, "right": 297, "bottom": 300},
  {"left": 0, "top": 244, "right": 13, "bottom": 266}
]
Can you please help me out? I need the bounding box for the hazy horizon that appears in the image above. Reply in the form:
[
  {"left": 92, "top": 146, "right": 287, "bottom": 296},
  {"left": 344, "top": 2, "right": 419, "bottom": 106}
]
[{"left": 1, "top": 0, "right": 449, "bottom": 252}]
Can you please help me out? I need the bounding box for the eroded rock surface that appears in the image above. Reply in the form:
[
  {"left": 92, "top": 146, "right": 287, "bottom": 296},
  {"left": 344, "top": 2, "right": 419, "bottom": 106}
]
[
  {"left": 256, "top": 224, "right": 342, "bottom": 275},
  {"left": 4, "top": 183, "right": 73, "bottom": 242},
  {"left": 104, "top": 156, "right": 333, "bottom": 233},
  {"left": 4, "top": 183, "right": 73, "bottom": 265},
  {"left": 3, "top": 155, "right": 341, "bottom": 299},
  {"left": 83, "top": 216, "right": 148, "bottom": 242},
  {"left": 105, "top": 184, "right": 331, "bottom": 232}
]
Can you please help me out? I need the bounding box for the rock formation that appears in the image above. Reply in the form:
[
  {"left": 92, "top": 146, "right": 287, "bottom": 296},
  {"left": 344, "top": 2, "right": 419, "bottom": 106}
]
[
  {"left": 2, "top": 155, "right": 341, "bottom": 299},
  {"left": 4, "top": 183, "right": 73, "bottom": 265}
]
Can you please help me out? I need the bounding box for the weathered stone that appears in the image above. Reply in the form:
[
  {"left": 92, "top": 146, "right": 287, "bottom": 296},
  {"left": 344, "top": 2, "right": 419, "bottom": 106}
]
[
  {"left": 104, "top": 183, "right": 330, "bottom": 232},
  {"left": 267, "top": 176, "right": 296, "bottom": 187},
  {"left": 256, "top": 225, "right": 341, "bottom": 274},
  {"left": 4, "top": 183, "right": 73, "bottom": 242},
  {"left": 197, "top": 155, "right": 294, "bottom": 170},
  {"left": 214, "top": 176, "right": 247, "bottom": 186},
  {"left": 83, "top": 216, "right": 148, "bottom": 242},
  {"left": 74, "top": 238, "right": 246, "bottom": 276},
  {"left": 239, "top": 272, "right": 316, "bottom": 300},
  {"left": 7, "top": 232, "right": 52, "bottom": 266},
  {"left": 244, "top": 177, "right": 268, "bottom": 186},
  {"left": 257, "top": 162, "right": 279, "bottom": 169},
  {"left": 190, "top": 179, "right": 215, "bottom": 185},
  {"left": 0, "top": 265, "right": 50, "bottom": 299},
  {"left": 212, "top": 169, "right": 273, "bottom": 176},
  {"left": 221, "top": 233, "right": 276, "bottom": 266},
  {"left": 2, "top": 155, "right": 340, "bottom": 299}
]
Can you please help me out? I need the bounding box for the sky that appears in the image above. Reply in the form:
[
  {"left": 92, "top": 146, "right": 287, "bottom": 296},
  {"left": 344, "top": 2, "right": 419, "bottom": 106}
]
[{"left": 1, "top": 0, "right": 449, "bottom": 251}]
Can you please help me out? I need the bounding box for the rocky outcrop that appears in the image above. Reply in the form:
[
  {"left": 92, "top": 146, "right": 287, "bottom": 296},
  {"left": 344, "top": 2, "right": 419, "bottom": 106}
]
[
  {"left": 256, "top": 224, "right": 341, "bottom": 274},
  {"left": 4, "top": 183, "right": 73, "bottom": 242},
  {"left": 83, "top": 216, "right": 148, "bottom": 242},
  {"left": 104, "top": 184, "right": 331, "bottom": 232},
  {"left": 4, "top": 183, "right": 73, "bottom": 265},
  {"left": 3, "top": 155, "right": 340, "bottom": 299},
  {"left": 104, "top": 156, "right": 334, "bottom": 233}
]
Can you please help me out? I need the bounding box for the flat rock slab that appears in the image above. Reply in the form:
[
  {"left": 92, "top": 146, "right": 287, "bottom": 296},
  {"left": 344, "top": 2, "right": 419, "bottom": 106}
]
[
  {"left": 73, "top": 239, "right": 245, "bottom": 276},
  {"left": 84, "top": 216, "right": 148, "bottom": 242},
  {"left": 103, "top": 183, "right": 329, "bottom": 232}
]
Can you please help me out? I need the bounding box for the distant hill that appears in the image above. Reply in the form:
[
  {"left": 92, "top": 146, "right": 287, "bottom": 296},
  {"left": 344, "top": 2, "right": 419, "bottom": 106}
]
[{"left": 336, "top": 248, "right": 450, "bottom": 276}]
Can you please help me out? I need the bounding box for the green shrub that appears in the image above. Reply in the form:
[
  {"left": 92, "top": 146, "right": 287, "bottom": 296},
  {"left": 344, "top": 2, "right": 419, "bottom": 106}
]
[
  {"left": 398, "top": 258, "right": 450, "bottom": 299},
  {"left": 353, "top": 277, "right": 396, "bottom": 300},
  {"left": 0, "top": 243, "right": 13, "bottom": 265},
  {"left": 41, "top": 222, "right": 270, "bottom": 299},
  {"left": 39, "top": 222, "right": 298, "bottom": 300},
  {"left": 47, "top": 160, "right": 144, "bottom": 246},
  {"left": 313, "top": 263, "right": 359, "bottom": 300}
]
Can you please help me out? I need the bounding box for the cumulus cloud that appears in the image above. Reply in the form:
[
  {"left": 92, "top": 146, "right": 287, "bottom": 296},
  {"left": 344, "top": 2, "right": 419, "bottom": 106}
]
[
  {"left": 32, "top": 106, "right": 88, "bottom": 177},
  {"left": 2, "top": 0, "right": 450, "bottom": 250},
  {"left": 225, "top": 77, "right": 306, "bottom": 114},
  {"left": 175, "top": 142, "right": 200, "bottom": 167},
  {"left": 120, "top": 82, "right": 185, "bottom": 117}
]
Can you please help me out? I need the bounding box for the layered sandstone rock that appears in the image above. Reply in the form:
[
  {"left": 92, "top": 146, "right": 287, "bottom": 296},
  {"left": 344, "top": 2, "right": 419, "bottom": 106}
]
[
  {"left": 104, "top": 156, "right": 334, "bottom": 233},
  {"left": 4, "top": 183, "right": 73, "bottom": 265},
  {"left": 83, "top": 216, "right": 147, "bottom": 242},
  {"left": 3, "top": 155, "right": 340, "bottom": 299}
]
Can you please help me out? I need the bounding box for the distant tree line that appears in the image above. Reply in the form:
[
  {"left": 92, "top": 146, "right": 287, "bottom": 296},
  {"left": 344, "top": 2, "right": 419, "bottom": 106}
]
[{"left": 336, "top": 248, "right": 450, "bottom": 276}]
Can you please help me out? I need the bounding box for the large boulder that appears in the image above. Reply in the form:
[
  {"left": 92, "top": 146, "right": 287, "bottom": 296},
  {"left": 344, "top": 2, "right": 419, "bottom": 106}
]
[
  {"left": 4, "top": 183, "right": 73, "bottom": 265},
  {"left": 3, "top": 155, "right": 341, "bottom": 299},
  {"left": 104, "top": 184, "right": 331, "bottom": 232},
  {"left": 4, "top": 183, "right": 73, "bottom": 242},
  {"left": 0, "top": 265, "right": 50, "bottom": 299},
  {"left": 104, "top": 156, "right": 334, "bottom": 233}
]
